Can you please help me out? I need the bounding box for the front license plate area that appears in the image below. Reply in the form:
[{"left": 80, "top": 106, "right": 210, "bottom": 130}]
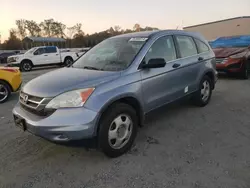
[{"left": 14, "top": 115, "right": 26, "bottom": 131}]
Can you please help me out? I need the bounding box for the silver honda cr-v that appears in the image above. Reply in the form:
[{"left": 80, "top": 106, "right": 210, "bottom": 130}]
[{"left": 13, "top": 30, "right": 217, "bottom": 157}]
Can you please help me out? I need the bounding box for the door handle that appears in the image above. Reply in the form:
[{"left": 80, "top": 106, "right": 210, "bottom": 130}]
[
  {"left": 172, "top": 63, "right": 181, "bottom": 68},
  {"left": 198, "top": 57, "right": 204, "bottom": 61},
  {"left": 56, "top": 54, "right": 59, "bottom": 56},
  {"left": 44, "top": 55, "right": 48, "bottom": 56}
]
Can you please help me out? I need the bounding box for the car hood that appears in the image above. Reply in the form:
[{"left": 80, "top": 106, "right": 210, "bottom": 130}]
[
  {"left": 213, "top": 47, "right": 248, "bottom": 58},
  {"left": 22, "top": 67, "right": 121, "bottom": 97},
  {"left": 8, "top": 54, "right": 24, "bottom": 59}
]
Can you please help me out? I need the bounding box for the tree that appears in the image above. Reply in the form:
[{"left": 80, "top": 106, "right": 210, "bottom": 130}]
[
  {"left": 25, "top": 20, "right": 41, "bottom": 36},
  {"left": 2, "top": 29, "right": 22, "bottom": 50},
  {"left": 133, "top": 23, "right": 141, "bottom": 32},
  {"left": 114, "top": 25, "right": 121, "bottom": 32},
  {"left": 39, "top": 19, "right": 54, "bottom": 37},
  {"left": 16, "top": 19, "right": 27, "bottom": 39},
  {"left": 51, "top": 21, "right": 66, "bottom": 37}
]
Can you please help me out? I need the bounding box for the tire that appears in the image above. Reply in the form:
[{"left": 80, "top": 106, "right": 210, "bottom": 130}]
[
  {"left": 98, "top": 103, "right": 138, "bottom": 158},
  {"left": 240, "top": 65, "right": 249, "bottom": 80},
  {"left": 0, "top": 80, "right": 11, "bottom": 103},
  {"left": 64, "top": 57, "right": 73, "bottom": 67},
  {"left": 192, "top": 75, "right": 212, "bottom": 107},
  {"left": 20, "top": 61, "right": 33, "bottom": 72}
]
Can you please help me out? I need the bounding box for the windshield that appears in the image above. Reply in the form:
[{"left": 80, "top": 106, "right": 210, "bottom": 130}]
[
  {"left": 25, "top": 47, "right": 38, "bottom": 54},
  {"left": 73, "top": 37, "right": 147, "bottom": 71}
]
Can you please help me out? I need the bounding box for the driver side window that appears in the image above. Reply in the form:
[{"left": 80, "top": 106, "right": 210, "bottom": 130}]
[
  {"left": 145, "top": 36, "right": 177, "bottom": 63},
  {"left": 34, "top": 48, "right": 45, "bottom": 55}
]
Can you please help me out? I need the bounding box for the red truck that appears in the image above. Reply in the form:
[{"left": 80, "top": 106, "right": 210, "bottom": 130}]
[{"left": 210, "top": 36, "right": 250, "bottom": 79}]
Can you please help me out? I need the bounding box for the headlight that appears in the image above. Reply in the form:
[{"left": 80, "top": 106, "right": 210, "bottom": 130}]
[
  {"left": 46, "top": 88, "right": 95, "bottom": 109},
  {"left": 8, "top": 57, "right": 19, "bottom": 63},
  {"left": 230, "top": 52, "right": 247, "bottom": 59}
]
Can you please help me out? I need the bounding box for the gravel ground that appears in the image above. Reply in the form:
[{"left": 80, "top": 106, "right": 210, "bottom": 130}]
[{"left": 0, "top": 68, "right": 250, "bottom": 188}]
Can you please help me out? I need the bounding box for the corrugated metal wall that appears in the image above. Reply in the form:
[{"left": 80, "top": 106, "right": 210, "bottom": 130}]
[{"left": 184, "top": 17, "right": 250, "bottom": 41}]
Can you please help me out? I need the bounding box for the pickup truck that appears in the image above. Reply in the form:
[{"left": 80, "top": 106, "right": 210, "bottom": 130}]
[{"left": 7, "top": 46, "right": 79, "bottom": 71}]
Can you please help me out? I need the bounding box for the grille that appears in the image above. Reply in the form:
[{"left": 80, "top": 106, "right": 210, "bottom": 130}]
[
  {"left": 19, "top": 91, "right": 54, "bottom": 116},
  {"left": 216, "top": 58, "right": 228, "bottom": 64}
]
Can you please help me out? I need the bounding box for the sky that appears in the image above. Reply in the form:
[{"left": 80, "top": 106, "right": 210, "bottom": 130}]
[{"left": 0, "top": 0, "right": 249, "bottom": 41}]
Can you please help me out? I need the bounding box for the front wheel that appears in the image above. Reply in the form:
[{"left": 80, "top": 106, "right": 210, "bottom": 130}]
[
  {"left": 20, "top": 61, "right": 33, "bottom": 72},
  {"left": 192, "top": 75, "right": 212, "bottom": 107},
  {"left": 0, "top": 80, "right": 11, "bottom": 103},
  {"left": 98, "top": 103, "right": 138, "bottom": 158}
]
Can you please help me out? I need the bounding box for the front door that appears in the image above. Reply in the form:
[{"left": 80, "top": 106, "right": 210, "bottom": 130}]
[
  {"left": 33, "top": 47, "right": 49, "bottom": 65},
  {"left": 141, "top": 35, "right": 184, "bottom": 112}
]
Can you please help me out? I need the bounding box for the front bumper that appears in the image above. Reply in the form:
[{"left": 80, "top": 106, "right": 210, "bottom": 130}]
[
  {"left": 216, "top": 59, "right": 243, "bottom": 73},
  {"left": 13, "top": 103, "right": 99, "bottom": 142}
]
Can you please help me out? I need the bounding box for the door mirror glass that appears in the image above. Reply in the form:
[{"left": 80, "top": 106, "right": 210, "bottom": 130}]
[{"left": 141, "top": 58, "right": 166, "bottom": 69}]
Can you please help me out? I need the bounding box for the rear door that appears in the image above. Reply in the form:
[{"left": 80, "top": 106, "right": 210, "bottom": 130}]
[
  {"left": 44, "top": 46, "right": 60, "bottom": 64},
  {"left": 173, "top": 35, "right": 201, "bottom": 94}
]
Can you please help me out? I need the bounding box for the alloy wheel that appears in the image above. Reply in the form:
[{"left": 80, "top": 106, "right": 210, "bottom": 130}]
[
  {"left": 201, "top": 80, "right": 210, "bottom": 102},
  {"left": 0, "top": 84, "right": 9, "bottom": 102}
]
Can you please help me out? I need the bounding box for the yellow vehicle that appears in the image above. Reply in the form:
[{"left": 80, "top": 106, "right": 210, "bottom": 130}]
[{"left": 0, "top": 67, "right": 22, "bottom": 103}]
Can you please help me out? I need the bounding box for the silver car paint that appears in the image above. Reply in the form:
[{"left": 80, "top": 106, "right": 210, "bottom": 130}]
[{"left": 13, "top": 30, "right": 217, "bottom": 141}]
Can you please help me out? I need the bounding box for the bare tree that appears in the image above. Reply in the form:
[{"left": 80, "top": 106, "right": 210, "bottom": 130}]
[
  {"left": 39, "top": 19, "right": 54, "bottom": 37},
  {"left": 133, "top": 23, "right": 141, "bottom": 32},
  {"left": 25, "top": 20, "right": 41, "bottom": 36},
  {"left": 114, "top": 25, "right": 121, "bottom": 32},
  {"left": 16, "top": 19, "right": 27, "bottom": 39}
]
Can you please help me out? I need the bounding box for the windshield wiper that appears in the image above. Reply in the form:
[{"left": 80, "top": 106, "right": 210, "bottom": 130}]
[{"left": 83, "top": 66, "right": 103, "bottom": 71}]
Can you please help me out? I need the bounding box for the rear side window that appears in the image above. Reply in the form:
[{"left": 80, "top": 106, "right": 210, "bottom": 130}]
[
  {"left": 176, "top": 35, "right": 197, "bottom": 58},
  {"left": 194, "top": 38, "right": 210, "bottom": 53},
  {"left": 45, "top": 47, "right": 57, "bottom": 53}
]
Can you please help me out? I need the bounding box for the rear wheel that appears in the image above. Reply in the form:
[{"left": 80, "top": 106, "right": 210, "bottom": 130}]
[
  {"left": 98, "top": 103, "right": 138, "bottom": 158},
  {"left": 0, "top": 80, "right": 11, "bottom": 103},
  {"left": 192, "top": 75, "right": 212, "bottom": 107},
  {"left": 20, "top": 61, "right": 33, "bottom": 72},
  {"left": 64, "top": 57, "right": 73, "bottom": 67},
  {"left": 240, "top": 64, "right": 249, "bottom": 80}
]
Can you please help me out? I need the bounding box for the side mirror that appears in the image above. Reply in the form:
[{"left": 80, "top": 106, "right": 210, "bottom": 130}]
[{"left": 140, "top": 58, "right": 166, "bottom": 69}]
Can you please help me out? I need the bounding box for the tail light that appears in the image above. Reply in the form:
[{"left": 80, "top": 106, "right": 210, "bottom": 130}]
[{"left": 1, "top": 68, "right": 19, "bottom": 73}]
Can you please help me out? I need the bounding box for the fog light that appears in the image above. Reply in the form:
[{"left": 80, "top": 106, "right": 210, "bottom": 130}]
[{"left": 54, "top": 134, "right": 69, "bottom": 141}]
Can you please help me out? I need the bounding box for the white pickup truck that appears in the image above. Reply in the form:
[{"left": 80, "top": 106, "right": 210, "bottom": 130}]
[{"left": 7, "top": 46, "right": 80, "bottom": 71}]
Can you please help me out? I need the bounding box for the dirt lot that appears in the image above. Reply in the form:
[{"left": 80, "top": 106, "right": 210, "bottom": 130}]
[{"left": 0, "top": 68, "right": 250, "bottom": 188}]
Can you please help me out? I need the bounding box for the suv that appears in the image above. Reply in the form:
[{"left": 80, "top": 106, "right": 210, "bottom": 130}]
[
  {"left": 210, "top": 35, "right": 250, "bottom": 79},
  {"left": 13, "top": 30, "right": 217, "bottom": 157}
]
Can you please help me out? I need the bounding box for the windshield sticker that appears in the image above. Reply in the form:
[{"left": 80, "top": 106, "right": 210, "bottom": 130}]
[{"left": 129, "top": 38, "right": 148, "bottom": 42}]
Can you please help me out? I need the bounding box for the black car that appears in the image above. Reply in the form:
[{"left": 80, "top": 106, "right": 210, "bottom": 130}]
[{"left": 0, "top": 52, "right": 17, "bottom": 64}]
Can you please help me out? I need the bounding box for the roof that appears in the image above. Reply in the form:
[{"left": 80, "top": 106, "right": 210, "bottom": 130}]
[
  {"left": 112, "top": 30, "right": 160, "bottom": 38},
  {"left": 183, "top": 16, "right": 250, "bottom": 29},
  {"left": 111, "top": 30, "right": 205, "bottom": 40},
  {"left": 23, "top": 36, "right": 66, "bottom": 42}
]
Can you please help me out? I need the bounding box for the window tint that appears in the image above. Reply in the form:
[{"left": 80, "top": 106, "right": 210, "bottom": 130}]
[
  {"left": 45, "top": 46, "right": 57, "bottom": 53},
  {"left": 34, "top": 48, "right": 45, "bottom": 55},
  {"left": 176, "top": 35, "right": 197, "bottom": 58},
  {"left": 145, "top": 36, "right": 176, "bottom": 63},
  {"left": 194, "top": 38, "right": 210, "bottom": 53}
]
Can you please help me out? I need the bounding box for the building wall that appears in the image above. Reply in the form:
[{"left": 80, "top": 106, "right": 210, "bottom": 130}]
[{"left": 184, "top": 17, "right": 250, "bottom": 41}]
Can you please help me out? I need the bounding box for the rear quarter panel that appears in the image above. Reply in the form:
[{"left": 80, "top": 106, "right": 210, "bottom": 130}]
[{"left": 0, "top": 69, "right": 22, "bottom": 91}]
